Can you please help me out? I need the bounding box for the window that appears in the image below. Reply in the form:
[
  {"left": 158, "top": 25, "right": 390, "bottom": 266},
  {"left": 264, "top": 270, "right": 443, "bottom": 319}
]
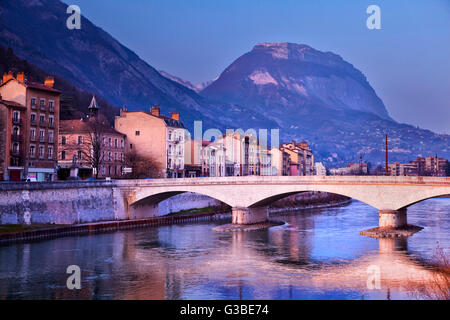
[
  {"left": 39, "top": 130, "right": 45, "bottom": 142},
  {"left": 49, "top": 100, "right": 54, "bottom": 109},
  {"left": 40, "top": 114, "right": 45, "bottom": 126},
  {"left": 108, "top": 152, "right": 112, "bottom": 161},
  {"left": 31, "top": 113, "right": 36, "bottom": 124},
  {"left": 39, "top": 145, "right": 44, "bottom": 158},
  {"left": 40, "top": 99, "right": 46, "bottom": 110},
  {"left": 31, "top": 97, "right": 37, "bottom": 107},
  {"left": 13, "top": 126, "right": 19, "bottom": 136},
  {"left": 78, "top": 136, "right": 83, "bottom": 145},
  {"left": 77, "top": 150, "right": 82, "bottom": 160},
  {"left": 168, "top": 132, "right": 172, "bottom": 140},
  {"left": 13, "top": 111, "right": 20, "bottom": 121},
  {"left": 30, "top": 128, "right": 36, "bottom": 141},
  {"left": 114, "top": 138, "right": 118, "bottom": 148},
  {"left": 48, "top": 116, "right": 54, "bottom": 127},
  {"left": 114, "top": 153, "right": 117, "bottom": 161},
  {"left": 61, "top": 150, "right": 66, "bottom": 160},
  {"left": 121, "top": 139, "right": 124, "bottom": 148},
  {"left": 12, "top": 143, "right": 19, "bottom": 153},
  {"left": 135, "top": 131, "right": 140, "bottom": 136},
  {"left": 48, "top": 130, "right": 54, "bottom": 143},
  {"left": 48, "top": 146, "right": 53, "bottom": 159},
  {"left": 108, "top": 137, "right": 112, "bottom": 147},
  {"left": 130, "top": 144, "right": 133, "bottom": 149},
  {"left": 61, "top": 136, "right": 66, "bottom": 145}
]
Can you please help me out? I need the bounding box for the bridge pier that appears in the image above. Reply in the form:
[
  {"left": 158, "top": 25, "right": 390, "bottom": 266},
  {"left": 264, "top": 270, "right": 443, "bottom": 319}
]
[
  {"left": 232, "top": 206, "right": 269, "bottom": 225},
  {"left": 379, "top": 208, "right": 407, "bottom": 228}
]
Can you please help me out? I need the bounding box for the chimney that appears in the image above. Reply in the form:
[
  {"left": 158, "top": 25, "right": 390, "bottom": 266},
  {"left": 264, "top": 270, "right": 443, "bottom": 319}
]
[
  {"left": 170, "top": 112, "right": 180, "bottom": 121},
  {"left": 44, "top": 76, "right": 54, "bottom": 88},
  {"left": 16, "top": 72, "right": 25, "bottom": 83},
  {"left": 2, "top": 71, "right": 13, "bottom": 83},
  {"left": 151, "top": 105, "right": 160, "bottom": 117},
  {"left": 120, "top": 107, "right": 127, "bottom": 117}
]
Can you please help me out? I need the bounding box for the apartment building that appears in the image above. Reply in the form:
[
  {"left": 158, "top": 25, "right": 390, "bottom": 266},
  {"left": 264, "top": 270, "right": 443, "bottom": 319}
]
[
  {"left": 280, "top": 141, "right": 315, "bottom": 176},
  {"left": 115, "top": 106, "right": 185, "bottom": 178},
  {"left": 0, "top": 72, "right": 60, "bottom": 181},
  {"left": 59, "top": 97, "right": 126, "bottom": 179}
]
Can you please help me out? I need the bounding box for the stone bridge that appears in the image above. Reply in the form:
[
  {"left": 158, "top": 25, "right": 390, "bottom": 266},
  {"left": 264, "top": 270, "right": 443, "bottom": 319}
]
[{"left": 116, "top": 176, "right": 450, "bottom": 228}]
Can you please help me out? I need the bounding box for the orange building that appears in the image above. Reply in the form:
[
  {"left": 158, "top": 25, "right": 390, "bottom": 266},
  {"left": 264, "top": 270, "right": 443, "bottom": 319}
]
[
  {"left": 115, "top": 106, "right": 186, "bottom": 178},
  {"left": 0, "top": 72, "right": 61, "bottom": 181}
]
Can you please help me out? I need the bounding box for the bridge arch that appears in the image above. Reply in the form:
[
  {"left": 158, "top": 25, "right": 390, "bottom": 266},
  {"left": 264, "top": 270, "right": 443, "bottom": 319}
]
[
  {"left": 398, "top": 193, "right": 450, "bottom": 210},
  {"left": 129, "top": 188, "right": 234, "bottom": 208}
]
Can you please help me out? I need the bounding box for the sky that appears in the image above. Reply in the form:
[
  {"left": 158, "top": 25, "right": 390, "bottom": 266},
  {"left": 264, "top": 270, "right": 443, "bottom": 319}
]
[{"left": 65, "top": 0, "right": 449, "bottom": 134}]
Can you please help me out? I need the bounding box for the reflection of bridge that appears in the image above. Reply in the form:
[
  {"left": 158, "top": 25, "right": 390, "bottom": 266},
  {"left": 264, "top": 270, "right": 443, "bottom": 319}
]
[{"left": 116, "top": 176, "right": 450, "bottom": 228}]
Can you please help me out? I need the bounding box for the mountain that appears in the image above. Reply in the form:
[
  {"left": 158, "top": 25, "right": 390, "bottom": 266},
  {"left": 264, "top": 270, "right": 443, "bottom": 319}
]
[
  {"left": 159, "top": 70, "right": 215, "bottom": 93},
  {"left": 0, "top": 45, "right": 118, "bottom": 123},
  {"left": 202, "top": 42, "right": 391, "bottom": 120},
  {"left": 201, "top": 42, "right": 450, "bottom": 166},
  {"left": 158, "top": 70, "right": 199, "bottom": 92},
  {"left": 0, "top": 0, "right": 276, "bottom": 133}
]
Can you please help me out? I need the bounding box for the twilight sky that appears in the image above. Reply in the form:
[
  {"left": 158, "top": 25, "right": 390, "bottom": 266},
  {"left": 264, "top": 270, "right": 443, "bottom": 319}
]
[{"left": 64, "top": 0, "right": 449, "bottom": 134}]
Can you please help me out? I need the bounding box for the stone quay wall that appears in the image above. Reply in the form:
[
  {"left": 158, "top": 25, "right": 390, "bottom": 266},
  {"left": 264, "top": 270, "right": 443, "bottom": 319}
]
[{"left": 0, "top": 181, "right": 221, "bottom": 225}]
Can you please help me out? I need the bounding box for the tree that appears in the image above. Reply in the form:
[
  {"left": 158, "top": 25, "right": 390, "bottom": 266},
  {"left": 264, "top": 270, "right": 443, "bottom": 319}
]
[
  {"left": 123, "top": 150, "right": 162, "bottom": 179},
  {"left": 59, "top": 117, "right": 107, "bottom": 179}
]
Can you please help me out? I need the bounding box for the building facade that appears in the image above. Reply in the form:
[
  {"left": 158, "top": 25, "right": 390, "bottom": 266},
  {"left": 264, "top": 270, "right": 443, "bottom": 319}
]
[
  {"left": 58, "top": 97, "right": 126, "bottom": 179},
  {"left": 388, "top": 155, "right": 448, "bottom": 177},
  {"left": 0, "top": 99, "right": 27, "bottom": 181},
  {"left": 115, "top": 106, "right": 185, "bottom": 178},
  {"left": 0, "top": 72, "right": 60, "bottom": 181},
  {"left": 270, "top": 148, "right": 290, "bottom": 176},
  {"left": 280, "top": 141, "right": 315, "bottom": 176}
]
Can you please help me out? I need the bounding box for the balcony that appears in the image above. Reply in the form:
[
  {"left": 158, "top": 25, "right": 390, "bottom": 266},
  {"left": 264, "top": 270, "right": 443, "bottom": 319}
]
[
  {"left": 39, "top": 136, "right": 46, "bottom": 143},
  {"left": 12, "top": 118, "right": 22, "bottom": 125},
  {"left": 11, "top": 134, "right": 22, "bottom": 142},
  {"left": 10, "top": 149, "right": 21, "bottom": 157},
  {"left": 30, "top": 135, "right": 36, "bottom": 142},
  {"left": 49, "top": 106, "right": 55, "bottom": 113},
  {"left": 30, "top": 119, "right": 37, "bottom": 126},
  {"left": 48, "top": 137, "right": 54, "bottom": 144},
  {"left": 40, "top": 104, "right": 46, "bottom": 111},
  {"left": 31, "top": 103, "right": 37, "bottom": 110},
  {"left": 48, "top": 122, "right": 54, "bottom": 128},
  {"left": 39, "top": 120, "right": 46, "bottom": 127}
]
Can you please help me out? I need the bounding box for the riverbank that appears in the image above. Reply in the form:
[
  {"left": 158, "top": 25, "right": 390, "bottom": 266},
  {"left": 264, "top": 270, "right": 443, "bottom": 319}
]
[{"left": 0, "top": 212, "right": 223, "bottom": 245}]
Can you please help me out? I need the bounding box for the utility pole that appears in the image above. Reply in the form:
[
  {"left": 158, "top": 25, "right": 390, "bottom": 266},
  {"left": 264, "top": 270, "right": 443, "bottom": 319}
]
[{"left": 385, "top": 134, "right": 388, "bottom": 176}]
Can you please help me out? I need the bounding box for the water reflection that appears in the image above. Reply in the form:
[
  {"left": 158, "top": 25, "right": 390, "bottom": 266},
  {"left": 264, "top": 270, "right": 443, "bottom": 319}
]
[{"left": 0, "top": 198, "right": 448, "bottom": 300}]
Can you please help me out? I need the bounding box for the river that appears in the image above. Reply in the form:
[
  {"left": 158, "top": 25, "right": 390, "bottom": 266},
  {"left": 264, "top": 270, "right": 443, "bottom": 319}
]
[{"left": 0, "top": 198, "right": 448, "bottom": 300}]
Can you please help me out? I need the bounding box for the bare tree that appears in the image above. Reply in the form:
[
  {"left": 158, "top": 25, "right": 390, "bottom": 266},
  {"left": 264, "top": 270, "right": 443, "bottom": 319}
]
[
  {"left": 123, "top": 150, "right": 162, "bottom": 179},
  {"left": 60, "top": 117, "right": 106, "bottom": 179}
]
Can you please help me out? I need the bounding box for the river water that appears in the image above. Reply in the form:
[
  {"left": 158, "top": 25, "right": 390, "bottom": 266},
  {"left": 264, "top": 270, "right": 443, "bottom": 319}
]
[{"left": 0, "top": 198, "right": 448, "bottom": 300}]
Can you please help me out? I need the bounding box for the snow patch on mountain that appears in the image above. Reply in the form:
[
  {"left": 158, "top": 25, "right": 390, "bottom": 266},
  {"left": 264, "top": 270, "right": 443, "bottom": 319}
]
[{"left": 249, "top": 70, "right": 278, "bottom": 85}]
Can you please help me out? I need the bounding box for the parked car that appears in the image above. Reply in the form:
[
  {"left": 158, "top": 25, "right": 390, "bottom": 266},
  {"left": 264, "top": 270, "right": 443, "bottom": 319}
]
[{"left": 22, "top": 176, "right": 37, "bottom": 182}]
